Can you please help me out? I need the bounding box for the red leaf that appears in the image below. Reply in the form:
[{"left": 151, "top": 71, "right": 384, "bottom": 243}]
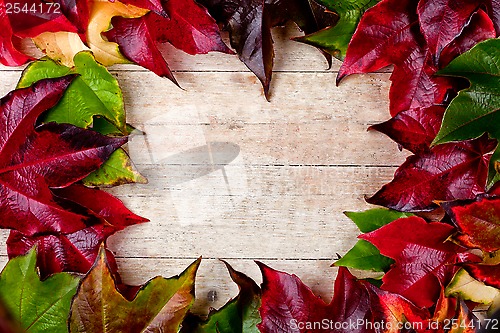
[
  {"left": 0, "top": 77, "right": 126, "bottom": 236},
  {"left": 7, "top": 226, "right": 119, "bottom": 278},
  {"left": 366, "top": 137, "right": 495, "bottom": 212},
  {"left": 52, "top": 184, "right": 149, "bottom": 229},
  {"left": 463, "top": 263, "right": 500, "bottom": 289},
  {"left": 417, "top": 0, "right": 480, "bottom": 61},
  {"left": 257, "top": 262, "right": 338, "bottom": 332},
  {"left": 444, "top": 196, "right": 500, "bottom": 252},
  {"left": 6, "top": 0, "right": 77, "bottom": 38},
  {"left": 360, "top": 216, "right": 479, "bottom": 308},
  {"left": 370, "top": 106, "right": 446, "bottom": 155},
  {"left": 53, "top": 0, "right": 90, "bottom": 36},
  {"left": 104, "top": 0, "right": 231, "bottom": 85},
  {"left": 0, "top": 1, "right": 31, "bottom": 66},
  {"left": 258, "top": 264, "right": 428, "bottom": 332}
]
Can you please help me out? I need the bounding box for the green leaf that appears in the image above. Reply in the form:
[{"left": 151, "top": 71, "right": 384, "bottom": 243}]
[
  {"left": 182, "top": 261, "right": 261, "bottom": 333},
  {"left": 18, "top": 51, "right": 127, "bottom": 133},
  {"left": 344, "top": 208, "right": 413, "bottom": 233},
  {"left": 335, "top": 209, "right": 412, "bottom": 271},
  {"left": 17, "top": 51, "right": 145, "bottom": 187},
  {"left": 294, "top": 0, "right": 380, "bottom": 60},
  {"left": 69, "top": 247, "right": 200, "bottom": 333},
  {"left": 335, "top": 239, "right": 394, "bottom": 272},
  {"left": 83, "top": 148, "right": 147, "bottom": 187},
  {"left": 434, "top": 38, "right": 500, "bottom": 145},
  {"left": 446, "top": 269, "right": 500, "bottom": 306},
  {"left": 0, "top": 248, "right": 79, "bottom": 333}
]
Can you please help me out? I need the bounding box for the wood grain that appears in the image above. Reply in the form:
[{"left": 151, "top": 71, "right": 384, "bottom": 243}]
[{"left": 0, "top": 24, "right": 405, "bottom": 313}]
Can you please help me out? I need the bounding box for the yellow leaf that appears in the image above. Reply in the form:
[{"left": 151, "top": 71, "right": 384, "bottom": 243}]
[{"left": 33, "top": 32, "right": 89, "bottom": 67}]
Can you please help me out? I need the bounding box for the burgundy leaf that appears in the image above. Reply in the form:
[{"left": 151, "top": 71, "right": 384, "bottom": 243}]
[
  {"left": 370, "top": 106, "right": 446, "bottom": 154},
  {"left": 361, "top": 216, "right": 480, "bottom": 308},
  {"left": 417, "top": 0, "right": 480, "bottom": 61},
  {"left": 199, "top": 0, "right": 337, "bottom": 99},
  {"left": 366, "top": 137, "right": 495, "bottom": 212},
  {"left": 52, "top": 184, "right": 149, "bottom": 230},
  {"left": 53, "top": 0, "right": 90, "bottom": 36},
  {"left": 104, "top": 0, "right": 232, "bottom": 85},
  {"left": 6, "top": 0, "right": 77, "bottom": 38},
  {"left": 7, "top": 226, "right": 119, "bottom": 278},
  {"left": 0, "top": 77, "right": 126, "bottom": 236}
]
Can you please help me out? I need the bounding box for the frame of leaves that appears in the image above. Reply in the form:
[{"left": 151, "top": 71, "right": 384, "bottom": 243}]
[{"left": 0, "top": 0, "right": 500, "bottom": 332}]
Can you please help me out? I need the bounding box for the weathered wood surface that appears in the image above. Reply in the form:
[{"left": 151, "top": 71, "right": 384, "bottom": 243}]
[{"left": 0, "top": 25, "right": 407, "bottom": 313}]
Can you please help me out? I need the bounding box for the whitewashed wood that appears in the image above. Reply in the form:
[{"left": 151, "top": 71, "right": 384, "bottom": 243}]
[{"left": 0, "top": 25, "right": 406, "bottom": 314}]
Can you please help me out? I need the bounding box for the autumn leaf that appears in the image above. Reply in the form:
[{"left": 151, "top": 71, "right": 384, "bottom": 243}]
[
  {"left": 181, "top": 261, "right": 261, "bottom": 333},
  {"left": 335, "top": 209, "right": 412, "bottom": 272},
  {"left": 360, "top": 216, "right": 479, "bottom": 308},
  {"left": 294, "top": 0, "right": 380, "bottom": 60},
  {"left": 258, "top": 264, "right": 428, "bottom": 332},
  {"left": 105, "top": 0, "right": 232, "bottom": 86},
  {"left": 0, "top": 76, "right": 128, "bottom": 236},
  {"left": 0, "top": 1, "right": 31, "bottom": 66},
  {"left": 0, "top": 247, "right": 80, "bottom": 333},
  {"left": 69, "top": 246, "right": 200, "bottom": 333},
  {"left": 7, "top": 184, "right": 148, "bottom": 278},
  {"left": 18, "top": 52, "right": 146, "bottom": 186},
  {"left": 443, "top": 196, "right": 500, "bottom": 253},
  {"left": 200, "top": 0, "right": 337, "bottom": 99},
  {"left": 463, "top": 263, "right": 500, "bottom": 290},
  {"left": 120, "top": 0, "right": 166, "bottom": 14},
  {"left": 367, "top": 137, "right": 495, "bottom": 212},
  {"left": 53, "top": 0, "right": 91, "bottom": 36},
  {"left": 446, "top": 269, "right": 500, "bottom": 307}
]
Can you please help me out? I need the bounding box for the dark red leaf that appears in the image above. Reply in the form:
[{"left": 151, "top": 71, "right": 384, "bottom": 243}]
[
  {"left": 6, "top": 0, "right": 77, "bottom": 38},
  {"left": 443, "top": 196, "right": 500, "bottom": 252},
  {"left": 417, "top": 0, "right": 480, "bottom": 62},
  {"left": 257, "top": 261, "right": 339, "bottom": 332},
  {"left": 7, "top": 226, "right": 119, "bottom": 278},
  {"left": 337, "top": 0, "right": 418, "bottom": 84},
  {"left": 53, "top": 0, "right": 90, "bottom": 36},
  {"left": 463, "top": 263, "right": 500, "bottom": 289},
  {"left": 258, "top": 264, "right": 428, "bottom": 332},
  {"left": 52, "top": 184, "right": 149, "bottom": 229},
  {"left": 0, "top": 77, "right": 126, "bottom": 236},
  {"left": 199, "top": 0, "right": 337, "bottom": 99},
  {"left": 370, "top": 106, "right": 446, "bottom": 155},
  {"left": 366, "top": 137, "right": 495, "bottom": 212},
  {"left": 104, "top": 0, "right": 232, "bottom": 85},
  {"left": 360, "top": 216, "right": 479, "bottom": 308}
]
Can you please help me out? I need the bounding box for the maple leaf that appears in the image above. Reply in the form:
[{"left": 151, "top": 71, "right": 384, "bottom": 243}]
[
  {"left": 7, "top": 184, "right": 148, "bottom": 278},
  {"left": 69, "top": 246, "right": 200, "bottom": 333},
  {"left": 294, "top": 0, "right": 380, "bottom": 60},
  {"left": 335, "top": 209, "right": 413, "bottom": 272},
  {"left": 181, "top": 261, "right": 261, "bottom": 333},
  {"left": 0, "top": 76, "right": 127, "bottom": 236},
  {"left": 0, "top": 248, "right": 80, "bottom": 332},
  {"left": 199, "top": 0, "right": 337, "bottom": 99},
  {"left": 367, "top": 137, "right": 495, "bottom": 212},
  {"left": 104, "top": 0, "right": 232, "bottom": 86},
  {"left": 360, "top": 216, "right": 480, "bottom": 308},
  {"left": 258, "top": 264, "right": 428, "bottom": 332},
  {"left": 443, "top": 196, "right": 500, "bottom": 253}
]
